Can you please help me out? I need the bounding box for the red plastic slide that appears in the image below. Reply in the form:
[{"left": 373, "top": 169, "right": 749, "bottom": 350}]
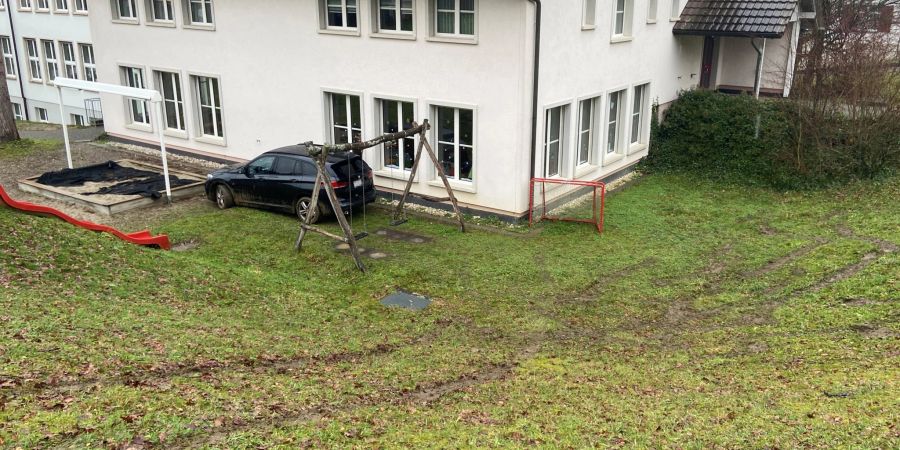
[{"left": 0, "top": 184, "right": 170, "bottom": 250}]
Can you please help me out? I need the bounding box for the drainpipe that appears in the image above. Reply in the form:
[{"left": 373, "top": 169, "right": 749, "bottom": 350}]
[
  {"left": 751, "top": 37, "right": 766, "bottom": 138},
  {"left": 5, "top": 5, "right": 28, "bottom": 120},
  {"left": 526, "top": 0, "right": 541, "bottom": 180}
]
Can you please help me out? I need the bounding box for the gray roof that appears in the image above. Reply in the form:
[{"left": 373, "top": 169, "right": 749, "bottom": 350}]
[{"left": 673, "top": 0, "right": 798, "bottom": 38}]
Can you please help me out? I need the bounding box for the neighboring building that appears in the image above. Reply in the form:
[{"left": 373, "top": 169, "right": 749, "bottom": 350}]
[
  {"left": 1, "top": 0, "right": 98, "bottom": 125},
  {"left": 88, "top": 1, "right": 805, "bottom": 218}
]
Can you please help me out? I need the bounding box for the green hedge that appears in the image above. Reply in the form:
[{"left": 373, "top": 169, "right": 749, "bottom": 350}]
[{"left": 643, "top": 90, "right": 795, "bottom": 188}]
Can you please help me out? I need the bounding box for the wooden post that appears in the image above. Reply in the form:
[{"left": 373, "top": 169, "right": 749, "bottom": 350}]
[
  {"left": 422, "top": 136, "right": 466, "bottom": 233},
  {"left": 391, "top": 133, "right": 426, "bottom": 223},
  {"left": 294, "top": 163, "right": 322, "bottom": 251}
]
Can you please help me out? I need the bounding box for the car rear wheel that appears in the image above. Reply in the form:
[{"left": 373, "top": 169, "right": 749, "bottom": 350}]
[
  {"left": 295, "top": 197, "right": 321, "bottom": 224},
  {"left": 215, "top": 184, "right": 235, "bottom": 210}
]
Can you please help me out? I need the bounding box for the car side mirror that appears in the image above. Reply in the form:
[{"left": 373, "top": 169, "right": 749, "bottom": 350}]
[{"left": 244, "top": 166, "right": 254, "bottom": 177}]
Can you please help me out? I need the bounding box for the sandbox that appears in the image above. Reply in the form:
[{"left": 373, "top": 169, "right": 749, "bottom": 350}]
[{"left": 17, "top": 159, "right": 206, "bottom": 216}]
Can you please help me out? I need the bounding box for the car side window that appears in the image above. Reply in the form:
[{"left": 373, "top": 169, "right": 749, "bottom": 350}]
[
  {"left": 273, "top": 157, "right": 295, "bottom": 176},
  {"left": 299, "top": 161, "right": 317, "bottom": 176},
  {"left": 247, "top": 156, "right": 276, "bottom": 175}
]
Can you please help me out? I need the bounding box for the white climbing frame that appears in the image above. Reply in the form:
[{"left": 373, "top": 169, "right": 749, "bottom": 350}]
[{"left": 52, "top": 77, "right": 174, "bottom": 203}]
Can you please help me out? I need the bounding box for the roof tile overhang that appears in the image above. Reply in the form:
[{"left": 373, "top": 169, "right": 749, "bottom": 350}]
[{"left": 672, "top": 0, "right": 798, "bottom": 39}]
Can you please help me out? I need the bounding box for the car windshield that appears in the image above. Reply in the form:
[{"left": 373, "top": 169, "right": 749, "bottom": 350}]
[{"left": 331, "top": 157, "right": 366, "bottom": 180}]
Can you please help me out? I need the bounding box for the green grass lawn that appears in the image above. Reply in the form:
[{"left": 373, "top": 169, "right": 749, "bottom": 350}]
[{"left": 1, "top": 146, "right": 898, "bottom": 448}]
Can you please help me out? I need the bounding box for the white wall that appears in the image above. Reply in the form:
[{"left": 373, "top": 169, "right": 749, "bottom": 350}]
[
  {"left": 0, "top": 2, "right": 95, "bottom": 124},
  {"left": 528, "top": 0, "right": 703, "bottom": 212},
  {"left": 90, "top": 0, "right": 532, "bottom": 216},
  {"left": 715, "top": 24, "right": 796, "bottom": 94}
]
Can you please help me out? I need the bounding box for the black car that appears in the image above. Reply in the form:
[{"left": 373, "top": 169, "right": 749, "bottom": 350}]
[{"left": 205, "top": 145, "right": 376, "bottom": 223}]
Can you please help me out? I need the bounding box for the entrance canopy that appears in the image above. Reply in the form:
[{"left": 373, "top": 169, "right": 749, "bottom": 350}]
[
  {"left": 52, "top": 78, "right": 174, "bottom": 202},
  {"left": 672, "top": 0, "right": 798, "bottom": 39}
]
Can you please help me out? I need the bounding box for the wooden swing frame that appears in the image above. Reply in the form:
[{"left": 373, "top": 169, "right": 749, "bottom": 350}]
[{"left": 294, "top": 119, "right": 466, "bottom": 272}]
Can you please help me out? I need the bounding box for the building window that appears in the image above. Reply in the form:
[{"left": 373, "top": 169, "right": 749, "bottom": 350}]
[
  {"left": 630, "top": 83, "right": 648, "bottom": 146},
  {"left": 577, "top": 97, "right": 598, "bottom": 166},
  {"left": 18, "top": 1, "right": 32, "bottom": 11},
  {"left": 79, "top": 44, "right": 96, "bottom": 81},
  {"left": 434, "top": 0, "right": 475, "bottom": 37},
  {"left": 582, "top": 0, "right": 596, "bottom": 29},
  {"left": 376, "top": 0, "right": 413, "bottom": 33},
  {"left": 0, "top": 1, "right": 6, "bottom": 11},
  {"left": 1, "top": 36, "right": 16, "bottom": 78},
  {"left": 71, "top": 113, "right": 84, "bottom": 126},
  {"left": 54, "top": 0, "right": 67, "bottom": 12},
  {"left": 12, "top": 103, "right": 24, "bottom": 120},
  {"left": 186, "top": 0, "right": 214, "bottom": 25},
  {"left": 612, "top": 0, "right": 634, "bottom": 38},
  {"left": 74, "top": 0, "right": 86, "bottom": 12},
  {"left": 24, "top": 38, "right": 41, "bottom": 81},
  {"left": 435, "top": 106, "right": 474, "bottom": 181},
  {"left": 112, "top": 0, "right": 137, "bottom": 20},
  {"left": 155, "top": 70, "right": 185, "bottom": 132},
  {"left": 60, "top": 42, "right": 78, "bottom": 79},
  {"left": 194, "top": 75, "right": 224, "bottom": 138},
  {"left": 327, "top": 92, "right": 362, "bottom": 144},
  {"left": 36, "top": 0, "right": 48, "bottom": 11},
  {"left": 122, "top": 66, "right": 149, "bottom": 125},
  {"left": 148, "top": 0, "right": 174, "bottom": 22},
  {"left": 670, "top": 0, "right": 680, "bottom": 19},
  {"left": 606, "top": 89, "right": 626, "bottom": 155},
  {"left": 42, "top": 40, "right": 59, "bottom": 82},
  {"left": 378, "top": 98, "right": 415, "bottom": 171},
  {"left": 647, "top": 0, "right": 657, "bottom": 22},
  {"left": 35, "top": 107, "right": 49, "bottom": 122},
  {"left": 544, "top": 105, "right": 565, "bottom": 177},
  {"left": 322, "top": 0, "right": 357, "bottom": 30}
]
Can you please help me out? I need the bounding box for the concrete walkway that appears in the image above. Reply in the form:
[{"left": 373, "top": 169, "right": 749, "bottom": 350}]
[{"left": 19, "top": 125, "right": 105, "bottom": 142}]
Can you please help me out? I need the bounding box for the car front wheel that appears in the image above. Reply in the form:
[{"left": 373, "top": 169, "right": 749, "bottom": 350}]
[
  {"left": 295, "top": 197, "right": 321, "bottom": 224},
  {"left": 215, "top": 184, "right": 235, "bottom": 210}
]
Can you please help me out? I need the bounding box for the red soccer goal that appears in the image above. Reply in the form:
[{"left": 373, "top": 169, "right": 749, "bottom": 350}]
[{"left": 528, "top": 177, "right": 606, "bottom": 234}]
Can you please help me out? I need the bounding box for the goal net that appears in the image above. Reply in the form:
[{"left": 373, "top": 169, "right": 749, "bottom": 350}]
[{"left": 528, "top": 177, "right": 606, "bottom": 234}]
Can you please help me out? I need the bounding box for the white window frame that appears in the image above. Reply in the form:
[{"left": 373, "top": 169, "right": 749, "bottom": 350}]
[
  {"left": 1, "top": 36, "right": 16, "bottom": 79},
  {"left": 670, "top": 0, "right": 680, "bottom": 20},
  {"left": 153, "top": 69, "right": 187, "bottom": 136},
  {"left": 375, "top": 96, "right": 417, "bottom": 175},
  {"left": 320, "top": 0, "right": 358, "bottom": 32},
  {"left": 431, "top": 103, "right": 475, "bottom": 184},
  {"left": 35, "top": 0, "right": 49, "bottom": 12},
  {"left": 12, "top": 102, "right": 24, "bottom": 120},
  {"left": 41, "top": 39, "right": 59, "bottom": 83},
  {"left": 629, "top": 83, "right": 650, "bottom": 152},
  {"left": 80, "top": 44, "right": 96, "bottom": 82},
  {"left": 73, "top": 0, "right": 86, "bottom": 13},
  {"left": 70, "top": 113, "right": 84, "bottom": 126},
  {"left": 604, "top": 88, "right": 628, "bottom": 163},
  {"left": 431, "top": 0, "right": 477, "bottom": 41},
  {"left": 121, "top": 65, "right": 150, "bottom": 127},
  {"left": 146, "top": 0, "right": 175, "bottom": 25},
  {"left": 18, "top": 0, "right": 33, "bottom": 12},
  {"left": 543, "top": 104, "right": 567, "bottom": 178},
  {"left": 111, "top": 0, "right": 138, "bottom": 22},
  {"left": 647, "top": 0, "right": 658, "bottom": 23},
  {"left": 374, "top": 0, "right": 415, "bottom": 36},
  {"left": 53, "top": 0, "right": 68, "bottom": 13},
  {"left": 582, "top": 0, "right": 596, "bottom": 30},
  {"left": 60, "top": 41, "right": 78, "bottom": 79},
  {"left": 324, "top": 90, "right": 363, "bottom": 146},
  {"left": 24, "top": 38, "right": 41, "bottom": 82},
  {"left": 35, "top": 106, "right": 49, "bottom": 123},
  {"left": 611, "top": 0, "right": 634, "bottom": 41},
  {"left": 192, "top": 73, "right": 226, "bottom": 143},
  {"left": 184, "top": 0, "right": 215, "bottom": 28},
  {"left": 576, "top": 96, "right": 600, "bottom": 169}
]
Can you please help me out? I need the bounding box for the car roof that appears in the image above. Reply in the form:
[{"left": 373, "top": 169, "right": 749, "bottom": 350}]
[{"left": 264, "top": 145, "right": 359, "bottom": 164}]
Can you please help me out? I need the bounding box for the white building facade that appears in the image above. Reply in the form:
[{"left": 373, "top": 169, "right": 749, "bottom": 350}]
[
  {"left": 88, "top": 0, "right": 783, "bottom": 218},
  {"left": 1, "top": 0, "right": 98, "bottom": 125}
]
